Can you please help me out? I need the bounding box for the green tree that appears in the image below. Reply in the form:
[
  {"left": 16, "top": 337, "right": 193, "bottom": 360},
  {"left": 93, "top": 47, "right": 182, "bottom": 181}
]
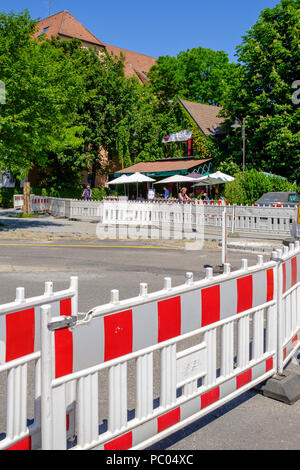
[
  {"left": 0, "top": 10, "right": 85, "bottom": 180},
  {"left": 220, "top": 0, "right": 300, "bottom": 182},
  {"left": 148, "top": 47, "right": 237, "bottom": 106}
]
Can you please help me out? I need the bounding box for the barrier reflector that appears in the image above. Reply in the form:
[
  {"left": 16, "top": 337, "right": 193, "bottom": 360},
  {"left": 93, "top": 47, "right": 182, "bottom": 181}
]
[
  {"left": 158, "top": 297, "right": 181, "bottom": 342},
  {"left": 267, "top": 269, "right": 274, "bottom": 302},
  {"left": 236, "top": 369, "right": 252, "bottom": 389},
  {"left": 266, "top": 357, "right": 274, "bottom": 372},
  {"left": 55, "top": 327, "right": 73, "bottom": 378},
  {"left": 201, "top": 386, "right": 220, "bottom": 409},
  {"left": 104, "top": 432, "right": 132, "bottom": 450},
  {"left": 291, "top": 257, "right": 297, "bottom": 286},
  {"left": 237, "top": 276, "right": 253, "bottom": 313},
  {"left": 104, "top": 310, "right": 133, "bottom": 361},
  {"left": 6, "top": 308, "right": 35, "bottom": 362},
  {"left": 282, "top": 263, "right": 287, "bottom": 293},
  {"left": 6, "top": 436, "right": 31, "bottom": 451},
  {"left": 157, "top": 408, "right": 180, "bottom": 433},
  {"left": 201, "top": 285, "right": 220, "bottom": 326}
]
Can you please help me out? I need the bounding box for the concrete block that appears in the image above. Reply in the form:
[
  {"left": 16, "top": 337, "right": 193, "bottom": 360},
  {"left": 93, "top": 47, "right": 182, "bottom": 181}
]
[{"left": 260, "top": 369, "right": 300, "bottom": 405}]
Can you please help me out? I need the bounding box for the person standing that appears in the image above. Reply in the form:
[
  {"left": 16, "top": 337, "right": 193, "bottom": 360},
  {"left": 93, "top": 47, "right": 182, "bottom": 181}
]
[
  {"left": 82, "top": 185, "right": 92, "bottom": 201},
  {"left": 163, "top": 186, "right": 170, "bottom": 199}
]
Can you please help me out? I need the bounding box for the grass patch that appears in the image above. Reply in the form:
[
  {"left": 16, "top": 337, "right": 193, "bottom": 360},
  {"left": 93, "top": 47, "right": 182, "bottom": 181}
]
[{"left": 8, "top": 213, "right": 40, "bottom": 218}]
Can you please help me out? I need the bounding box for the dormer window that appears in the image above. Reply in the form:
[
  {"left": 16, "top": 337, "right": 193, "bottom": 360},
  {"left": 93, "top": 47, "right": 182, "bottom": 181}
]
[{"left": 38, "top": 26, "right": 50, "bottom": 37}]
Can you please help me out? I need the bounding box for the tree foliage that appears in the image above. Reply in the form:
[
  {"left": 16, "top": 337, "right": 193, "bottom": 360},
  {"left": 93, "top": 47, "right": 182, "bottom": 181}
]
[
  {"left": 148, "top": 47, "right": 237, "bottom": 106},
  {"left": 0, "top": 10, "right": 85, "bottom": 180},
  {"left": 224, "top": 169, "right": 299, "bottom": 205},
  {"left": 219, "top": 0, "right": 300, "bottom": 182}
]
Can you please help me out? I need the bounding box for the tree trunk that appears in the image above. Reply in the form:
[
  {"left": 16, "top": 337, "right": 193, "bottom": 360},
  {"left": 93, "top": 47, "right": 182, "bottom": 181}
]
[{"left": 23, "top": 181, "right": 31, "bottom": 215}]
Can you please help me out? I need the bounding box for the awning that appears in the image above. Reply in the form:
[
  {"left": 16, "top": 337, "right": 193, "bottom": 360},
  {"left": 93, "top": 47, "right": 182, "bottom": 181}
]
[{"left": 114, "top": 158, "right": 212, "bottom": 178}]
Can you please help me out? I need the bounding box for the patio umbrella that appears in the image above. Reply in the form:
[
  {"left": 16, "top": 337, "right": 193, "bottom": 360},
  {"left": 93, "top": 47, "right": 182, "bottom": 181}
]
[
  {"left": 126, "top": 172, "right": 156, "bottom": 197},
  {"left": 107, "top": 174, "right": 131, "bottom": 196},
  {"left": 154, "top": 174, "right": 197, "bottom": 198},
  {"left": 154, "top": 174, "right": 197, "bottom": 184},
  {"left": 193, "top": 171, "right": 235, "bottom": 187}
]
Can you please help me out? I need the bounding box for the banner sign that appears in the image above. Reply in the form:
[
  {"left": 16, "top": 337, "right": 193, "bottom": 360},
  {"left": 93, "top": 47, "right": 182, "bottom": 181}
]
[
  {"left": 297, "top": 204, "right": 300, "bottom": 224},
  {"left": 162, "top": 130, "right": 193, "bottom": 143}
]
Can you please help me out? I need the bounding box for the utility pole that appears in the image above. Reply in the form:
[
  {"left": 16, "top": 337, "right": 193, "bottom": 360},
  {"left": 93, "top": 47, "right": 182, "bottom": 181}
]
[
  {"left": 242, "top": 118, "right": 246, "bottom": 181},
  {"left": 231, "top": 117, "right": 246, "bottom": 180},
  {"left": 48, "top": 0, "right": 53, "bottom": 16}
]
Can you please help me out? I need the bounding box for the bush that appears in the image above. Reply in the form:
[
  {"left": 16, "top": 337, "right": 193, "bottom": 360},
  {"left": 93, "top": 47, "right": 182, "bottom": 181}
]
[
  {"left": 91, "top": 187, "right": 107, "bottom": 201},
  {"left": 224, "top": 169, "right": 299, "bottom": 205},
  {"left": 0, "top": 187, "right": 20, "bottom": 208}
]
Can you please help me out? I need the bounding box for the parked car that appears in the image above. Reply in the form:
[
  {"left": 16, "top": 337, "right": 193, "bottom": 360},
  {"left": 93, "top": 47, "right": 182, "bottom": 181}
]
[{"left": 254, "top": 192, "right": 300, "bottom": 207}]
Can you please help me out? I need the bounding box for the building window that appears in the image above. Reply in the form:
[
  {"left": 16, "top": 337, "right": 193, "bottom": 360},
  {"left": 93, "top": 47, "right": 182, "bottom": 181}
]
[{"left": 38, "top": 26, "right": 50, "bottom": 37}]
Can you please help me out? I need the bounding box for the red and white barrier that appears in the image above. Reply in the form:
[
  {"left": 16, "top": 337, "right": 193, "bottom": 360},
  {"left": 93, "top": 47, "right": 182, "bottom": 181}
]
[
  {"left": 13, "top": 195, "right": 50, "bottom": 213},
  {"left": 40, "top": 255, "right": 281, "bottom": 450},
  {"left": 0, "top": 277, "right": 78, "bottom": 451},
  {"left": 1, "top": 242, "right": 299, "bottom": 450}
]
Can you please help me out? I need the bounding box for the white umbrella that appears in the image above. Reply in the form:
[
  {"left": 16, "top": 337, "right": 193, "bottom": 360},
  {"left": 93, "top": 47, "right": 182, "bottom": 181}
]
[
  {"left": 107, "top": 174, "right": 131, "bottom": 196},
  {"left": 193, "top": 171, "right": 235, "bottom": 187},
  {"left": 126, "top": 172, "right": 156, "bottom": 183},
  {"left": 154, "top": 174, "right": 197, "bottom": 184},
  {"left": 126, "top": 172, "right": 156, "bottom": 197},
  {"left": 107, "top": 175, "right": 131, "bottom": 185}
]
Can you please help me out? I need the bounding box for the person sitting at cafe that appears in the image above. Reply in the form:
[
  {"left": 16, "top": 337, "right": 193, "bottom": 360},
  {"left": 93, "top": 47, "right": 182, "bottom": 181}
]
[{"left": 178, "top": 187, "right": 191, "bottom": 204}]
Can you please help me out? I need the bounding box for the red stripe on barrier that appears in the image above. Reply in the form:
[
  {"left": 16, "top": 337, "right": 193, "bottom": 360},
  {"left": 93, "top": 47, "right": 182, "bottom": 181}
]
[
  {"left": 158, "top": 296, "right": 181, "bottom": 342},
  {"left": 104, "top": 431, "right": 132, "bottom": 450},
  {"left": 6, "top": 436, "right": 31, "bottom": 450},
  {"left": 60, "top": 298, "right": 72, "bottom": 316},
  {"left": 55, "top": 327, "right": 73, "bottom": 378},
  {"left": 266, "top": 269, "right": 274, "bottom": 302},
  {"left": 157, "top": 407, "right": 180, "bottom": 433},
  {"left": 201, "top": 386, "right": 220, "bottom": 409},
  {"left": 201, "top": 285, "right": 220, "bottom": 327},
  {"left": 104, "top": 310, "right": 133, "bottom": 361},
  {"left": 236, "top": 369, "right": 252, "bottom": 389},
  {"left": 265, "top": 357, "right": 273, "bottom": 372},
  {"left": 6, "top": 308, "right": 35, "bottom": 362},
  {"left": 291, "top": 257, "right": 297, "bottom": 286},
  {"left": 282, "top": 263, "right": 286, "bottom": 293},
  {"left": 292, "top": 334, "right": 298, "bottom": 347},
  {"left": 283, "top": 347, "right": 287, "bottom": 360},
  {"left": 237, "top": 276, "right": 253, "bottom": 313}
]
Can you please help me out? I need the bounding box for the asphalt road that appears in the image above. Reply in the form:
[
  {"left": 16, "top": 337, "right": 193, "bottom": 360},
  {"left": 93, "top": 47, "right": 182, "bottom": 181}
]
[{"left": 0, "top": 240, "right": 300, "bottom": 450}]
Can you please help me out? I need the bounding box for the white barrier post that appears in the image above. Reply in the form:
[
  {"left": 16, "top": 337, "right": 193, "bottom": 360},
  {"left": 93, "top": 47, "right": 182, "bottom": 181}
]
[
  {"left": 222, "top": 207, "right": 228, "bottom": 265},
  {"left": 41, "top": 304, "right": 53, "bottom": 450}
]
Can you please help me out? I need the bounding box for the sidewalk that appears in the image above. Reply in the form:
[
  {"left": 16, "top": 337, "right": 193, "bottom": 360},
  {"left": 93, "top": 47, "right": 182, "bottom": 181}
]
[{"left": 0, "top": 208, "right": 291, "bottom": 253}]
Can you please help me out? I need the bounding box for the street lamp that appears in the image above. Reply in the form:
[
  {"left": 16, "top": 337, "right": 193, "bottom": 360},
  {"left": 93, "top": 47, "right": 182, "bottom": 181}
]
[{"left": 231, "top": 118, "right": 246, "bottom": 180}]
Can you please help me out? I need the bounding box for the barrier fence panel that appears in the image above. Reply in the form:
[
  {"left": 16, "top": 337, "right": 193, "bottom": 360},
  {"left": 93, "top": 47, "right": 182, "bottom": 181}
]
[
  {"left": 12, "top": 196, "right": 299, "bottom": 237},
  {"left": 274, "top": 241, "right": 300, "bottom": 373},
  {"left": 0, "top": 277, "right": 78, "bottom": 450},
  {"left": 40, "top": 255, "right": 278, "bottom": 450}
]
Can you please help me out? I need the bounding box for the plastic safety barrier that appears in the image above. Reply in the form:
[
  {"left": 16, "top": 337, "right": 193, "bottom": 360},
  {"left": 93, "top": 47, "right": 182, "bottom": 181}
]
[
  {"left": 0, "top": 277, "right": 78, "bottom": 450},
  {"left": 31, "top": 242, "right": 299, "bottom": 450}
]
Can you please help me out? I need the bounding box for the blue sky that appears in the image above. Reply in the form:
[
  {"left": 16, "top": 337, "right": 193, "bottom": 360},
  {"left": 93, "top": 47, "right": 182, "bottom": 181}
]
[{"left": 2, "top": 0, "right": 279, "bottom": 62}]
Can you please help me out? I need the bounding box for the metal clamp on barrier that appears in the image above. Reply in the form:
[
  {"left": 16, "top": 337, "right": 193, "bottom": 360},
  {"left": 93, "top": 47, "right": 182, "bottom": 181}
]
[{"left": 48, "top": 315, "right": 77, "bottom": 331}]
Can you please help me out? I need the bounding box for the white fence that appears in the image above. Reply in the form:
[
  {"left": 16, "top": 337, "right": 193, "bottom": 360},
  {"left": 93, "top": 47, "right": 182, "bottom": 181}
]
[
  {"left": 12, "top": 195, "right": 300, "bottom": 236},
  {"left": 0, "top": 242, "right": 300, "bottom": 450}
]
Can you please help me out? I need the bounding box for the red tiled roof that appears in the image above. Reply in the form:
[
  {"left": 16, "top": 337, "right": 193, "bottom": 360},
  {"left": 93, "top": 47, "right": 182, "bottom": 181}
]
[
  {"left": 178, "top": 98, "right": 225, "bottom": 136},
  {"left": 34, "top": 10, "right": 105, "bottom": 47},
  {"left": 116, "top": 159, "right": 211, "bottom": 174},
  {"left": 105, "top": 44, "right": 156, "bottom": 82},
  {"left": 34, "top": 11, "right": 157, "bottom": 82}
]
